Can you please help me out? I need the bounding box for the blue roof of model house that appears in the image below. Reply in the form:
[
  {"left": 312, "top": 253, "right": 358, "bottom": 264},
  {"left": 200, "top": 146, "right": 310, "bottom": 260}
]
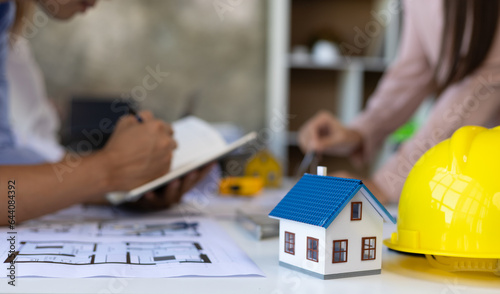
[{"left": 269, "top": 174, "right": 396, "bottom": 228}]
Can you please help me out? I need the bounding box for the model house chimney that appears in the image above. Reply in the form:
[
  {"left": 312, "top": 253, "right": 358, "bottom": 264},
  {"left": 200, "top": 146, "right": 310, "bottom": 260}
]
[{"left": 317, "top": 166, "right": 327, "bottom": 176}]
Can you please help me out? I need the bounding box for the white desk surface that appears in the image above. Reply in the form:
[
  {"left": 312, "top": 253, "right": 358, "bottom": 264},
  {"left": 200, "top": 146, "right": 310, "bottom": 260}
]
[{"left": 2, "top": 183, "right": 500, "bottom": 294}]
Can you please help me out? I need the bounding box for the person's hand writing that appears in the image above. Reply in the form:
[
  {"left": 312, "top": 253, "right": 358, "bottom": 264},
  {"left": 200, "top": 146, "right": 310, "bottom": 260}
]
[{"left": 98, "top": 111, "right": 177, "bottom": 192}]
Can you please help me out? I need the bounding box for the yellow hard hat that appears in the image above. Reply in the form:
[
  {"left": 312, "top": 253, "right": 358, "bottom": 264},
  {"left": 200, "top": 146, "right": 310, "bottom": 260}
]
[{"left": 384, "top": 126, "right": 500, "bottom": 274}]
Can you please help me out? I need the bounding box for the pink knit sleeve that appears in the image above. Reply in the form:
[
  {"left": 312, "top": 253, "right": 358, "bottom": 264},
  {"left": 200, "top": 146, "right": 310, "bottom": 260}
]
[{"left": 349, "top": 0, "right": 437, "bottom": 162}]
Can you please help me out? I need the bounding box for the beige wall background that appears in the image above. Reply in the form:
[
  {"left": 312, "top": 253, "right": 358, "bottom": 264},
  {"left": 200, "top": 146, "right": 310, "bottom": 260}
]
[{"left": 29, "top": 0, "right": 267, "bottom": 131}]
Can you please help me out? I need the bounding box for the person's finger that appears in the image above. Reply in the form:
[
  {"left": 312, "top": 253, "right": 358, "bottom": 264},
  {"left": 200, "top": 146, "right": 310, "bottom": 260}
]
[
  {"left": 148, "top": 186, "right": 171, "bottom": 210},
  {"left": 147, "top": 120, "right": 168, "bottom": 135},
  {"left": 308, "top": 130, "right": 321, "bottom": 151},
  {"left": 164, "top": 180, "right": 181, "bottom": 206},
  {"left": 83, "top": 0, "right": 97, "bottom": 7},
  {"left": 179, "top": 171, "right": 199, "bottom": 196},
  {"left": 199, "top": 162, "right": 216, "bottom": 177},
  {"left": 164, "top": 123, "right": 174, "bottom": 136},
  {"left": 116, "top": 115, "right": 136, "bottom": 129},
  {"left": 156, "top": 136, "right": 175, "bottom": 154},
  {"left": 314, "top": 113, "right": 347, "bottom": 153},
  {"left": 298, "top": 125, "right": 312, "bottom": 153},
  {"left": 133, "top": 191, "right": 157, "bottom": 211},
  {"left": 143, "top": 191, "right": 156, "bottom": 201},
  {"left": 300, "top": 118, "right": 325, "bottom": 152},
  {"left": 311, "top": 126, "right": 334, "bottom": 153},
  {"left": 311, "top": 116, "right": 336, "bottom": 152},
  {"left": 138, "top": 110, "right": 154, "bottom": 122},
  {"left": 315, "top": 130, "right": 340, "bottom": 153},
  {"left": 168, "top": 138, "right": 178, "bottom": 151}
]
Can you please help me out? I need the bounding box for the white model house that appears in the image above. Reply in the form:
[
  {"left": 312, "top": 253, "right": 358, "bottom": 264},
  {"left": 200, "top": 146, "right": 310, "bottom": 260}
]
[{"left": 269, "top": 167, "right": 396, "bottom": 279}]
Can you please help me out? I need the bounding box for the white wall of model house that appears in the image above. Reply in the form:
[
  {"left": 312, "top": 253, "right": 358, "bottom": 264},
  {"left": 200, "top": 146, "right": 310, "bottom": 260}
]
[
  {"left": 279, "top": 219, "right": 326, "bottom": 275},
  {"left": 278, "top": 189, "right": 384, "bottom": 276},
  {"left": 325, "top": 189, "right": 384, "bottom": 274}
]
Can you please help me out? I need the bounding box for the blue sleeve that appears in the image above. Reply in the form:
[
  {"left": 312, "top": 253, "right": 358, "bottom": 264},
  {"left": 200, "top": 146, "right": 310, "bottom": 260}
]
[
  {"left": 0, "top": 147, "right": 46, "bottom": 165},
  {"left": 0, "top": 2, "right": 46, "bottom": 166}
]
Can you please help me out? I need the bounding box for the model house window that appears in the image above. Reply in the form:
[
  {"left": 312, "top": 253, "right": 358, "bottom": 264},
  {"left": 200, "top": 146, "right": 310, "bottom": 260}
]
[
  {"left": 362, "top": 237, "right": 376, "bottom": 260},
  {"left": 306, "top": 237, "right": 319, "bottom": 262},
  {"left": 332, "top": 240, "right": 348, "bottom": 263},
  {"left": 284, "top": 232, "right": 295, "bottom": 255},
  {"left": 351, "top": 202, "right": 362, "bottom": 220}
]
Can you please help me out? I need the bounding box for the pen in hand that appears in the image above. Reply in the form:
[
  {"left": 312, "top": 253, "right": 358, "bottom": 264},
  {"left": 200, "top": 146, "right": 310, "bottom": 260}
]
[
  {"left": 296, "top": 151, "right": 316, "bottom": 178},
  {"left": 128, "top": 106, "right": 144, "bottom": 123}
]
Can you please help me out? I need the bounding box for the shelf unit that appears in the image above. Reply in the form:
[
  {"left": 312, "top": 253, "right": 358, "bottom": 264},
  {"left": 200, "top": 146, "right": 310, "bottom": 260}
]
[{"left": 266, "top": 0, "right": 401, "bottom": 175}]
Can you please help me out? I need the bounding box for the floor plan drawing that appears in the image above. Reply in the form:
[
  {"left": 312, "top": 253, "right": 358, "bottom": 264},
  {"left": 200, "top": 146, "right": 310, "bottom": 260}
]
[
  {"left": 19, "top": 221, "right": 95, "bottom": 235},
  {"left": 0, "top": 214, "right": 264, "bottom": 278},
  {"left": 97, "top": 221, "right": 200, "bottom": 237},
  {"left": 6, "top": 240, "right": 210, "bottom": 265},
  {"left": 16, "top": 220, "right": 201, "bottom": 238}
]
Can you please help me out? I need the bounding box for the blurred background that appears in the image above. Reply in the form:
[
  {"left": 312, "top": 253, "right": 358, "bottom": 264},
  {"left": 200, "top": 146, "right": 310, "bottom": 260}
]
[
  {"left": 30, "top": 0, "right": 267, "bottom": 131},
  {"left": 24, "top": 0, "right": 413, "bottom": 175}
]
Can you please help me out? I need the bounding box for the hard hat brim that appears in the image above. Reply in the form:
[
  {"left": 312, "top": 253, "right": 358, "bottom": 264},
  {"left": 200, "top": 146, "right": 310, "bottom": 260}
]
[{"left": 384, "top": 238, "right": 500, "bottom": 259}]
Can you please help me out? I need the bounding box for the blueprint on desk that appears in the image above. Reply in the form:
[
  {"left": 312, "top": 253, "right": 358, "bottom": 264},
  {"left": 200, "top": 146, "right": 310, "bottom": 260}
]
[{"left": 0, "top": 207, "right": 264, "bottom": 278}]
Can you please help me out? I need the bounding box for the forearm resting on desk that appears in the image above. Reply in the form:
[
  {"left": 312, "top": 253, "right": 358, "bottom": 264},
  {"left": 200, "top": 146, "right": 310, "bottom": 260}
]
[{"left": 0, "top": 152, "right": 115, "bottom": 225}]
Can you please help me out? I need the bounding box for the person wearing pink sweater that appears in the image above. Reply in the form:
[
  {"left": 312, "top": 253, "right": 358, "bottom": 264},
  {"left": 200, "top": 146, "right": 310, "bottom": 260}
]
[{"left": 299, "top": 0, "right": 500, "bottom": 203}]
